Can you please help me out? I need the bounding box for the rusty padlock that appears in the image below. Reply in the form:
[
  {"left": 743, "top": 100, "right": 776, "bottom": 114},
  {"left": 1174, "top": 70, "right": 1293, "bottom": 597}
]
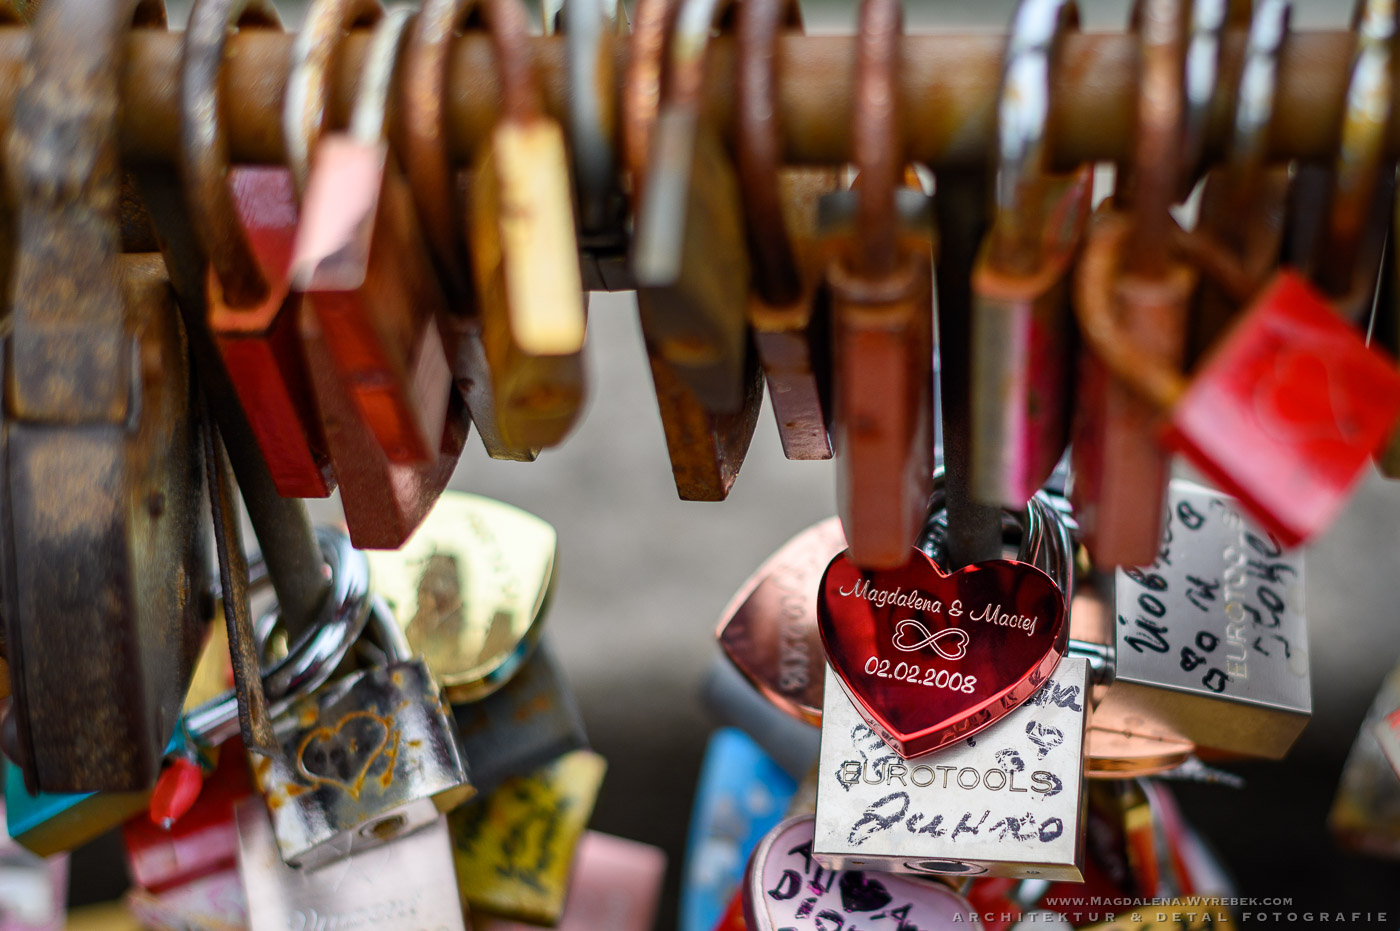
[
  {"left": 821, "top": 0, "right": 935, "bottom": 569},
  {"left": 736, "top": 0, "right": 838, "bottom": 461},
  {"left": 286, "top": 0, "right": 468, "bottom": 549},
  {"left": 291, "top": 4, "right": 454, "bottom": 465},
  {"left": 969, "top": 0, "right": 1092, "bottom": 508},
  {"left": 2, "top": 0, "right": 208, "bottom": 792},
  {"left": 632, "top": 0, "right": 756, "bottom": 415},
  {"left": 623, "top": 0, "right": 761, "bottom": 501},
  {"left": 1070, "top": 0, "right": 1196, "bottom": 569},
  {"left": 181, "top": 0, "right": 335, "bottom": 498},
  {"left": 467, "top": 0, "right": 588, "bottom": 450}
]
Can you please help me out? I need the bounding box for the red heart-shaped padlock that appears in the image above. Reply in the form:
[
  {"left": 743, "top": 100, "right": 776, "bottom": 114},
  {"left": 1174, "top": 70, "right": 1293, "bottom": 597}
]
[{"left": 818, "top": 548, "right": 1066, "bottom": 758}]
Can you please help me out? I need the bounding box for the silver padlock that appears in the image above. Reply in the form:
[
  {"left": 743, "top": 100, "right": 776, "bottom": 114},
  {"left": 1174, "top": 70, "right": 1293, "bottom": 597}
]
[
  {"left": 1091, "top": 478, "right": 1311, "bottom": 760},
  {"left": 251, "top": 595, "right": 475, "bottom": 869},
  {"left": 814, "top": 490, "right": 1087, "bottom": 881},
  {"left": 236, "top": 796, "right": 466, "bottom": 931}
]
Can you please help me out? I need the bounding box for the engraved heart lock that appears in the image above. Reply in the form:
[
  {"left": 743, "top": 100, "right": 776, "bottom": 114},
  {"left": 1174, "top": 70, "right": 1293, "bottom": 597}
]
[
  {"left": 818, "top": 474, "right": 1071, "bottom": 758},
  {"left": 743, "top": 815, "right": 982, "bottom": 930}
]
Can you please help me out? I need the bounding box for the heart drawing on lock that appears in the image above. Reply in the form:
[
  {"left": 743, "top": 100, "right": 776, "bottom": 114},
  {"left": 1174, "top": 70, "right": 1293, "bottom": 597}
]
[
  {"left": 818, "top": 548, "right": 1066, "bottom": 759},
  {"left": 744, "top": 816, "right": 977, "bottom": 931},
  {"left": 1252, "top": 340, "right": 1366, "bottom": 448},
  {"left": 295, "top": 710, "right": 401, "bottom": 800}
]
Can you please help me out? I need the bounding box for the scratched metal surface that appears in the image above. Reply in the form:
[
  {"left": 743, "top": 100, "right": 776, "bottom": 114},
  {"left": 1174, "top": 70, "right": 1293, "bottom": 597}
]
[{"left": 61, "top": 0, "right": 1398, "bottom": 927}]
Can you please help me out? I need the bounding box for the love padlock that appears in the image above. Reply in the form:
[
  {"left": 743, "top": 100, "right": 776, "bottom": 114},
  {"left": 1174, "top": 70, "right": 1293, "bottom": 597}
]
[{"left": 1079, "top": 217, "right": 1400, "bottom": 550}]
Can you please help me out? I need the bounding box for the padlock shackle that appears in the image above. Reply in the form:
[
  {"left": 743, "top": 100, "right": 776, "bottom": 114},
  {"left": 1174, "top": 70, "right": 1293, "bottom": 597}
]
[
  {"left": 736, "top": 0, "right": 806, "bottom": 305},
  {"left": 561, "top": 0, "right": 625, "bottom": 239},
  {"left": 284, "top": 0, "right": 384, "bottom": 195},
  {"left": 988, "top": 0, "right": 1080, "bottom": 275},
  {"left": 485, "top": 0, "right": 545, "bottom": 123},
  {"left": 916, "top": 468, "right": 1076, "bottom": 603},
  {"left": 180, "top": 0, "right": 284, "bottom": 310},
  {"left": 349, "top": 5, "right": 416, "bottom": 144},
  {"left": 1121, "top": 0, "right": 1185, "bottom": 280},
  {"left": 1311, "top": 0, "right": 1396, "bottom": 307},
  {"left": 851, "top": 0, "right": 902, "bottom": 279},
  {"left": 1179, "top": 0, "right": 1253, "bottom": 197},
  {"left": 1074, "top": 211, "right": 1189, "bottom": 412},
  {"left": 185, "top": 527, "right": 373, "bottom": 749},
  {"left": 402, "top": 0, "right": 478, "bottom": 297},
  {"left": 621, "top": 0, "right": 676, "bottom": 201},
  {"left": 1224, "top": 0, "right": 1290, "bottom": 201}
]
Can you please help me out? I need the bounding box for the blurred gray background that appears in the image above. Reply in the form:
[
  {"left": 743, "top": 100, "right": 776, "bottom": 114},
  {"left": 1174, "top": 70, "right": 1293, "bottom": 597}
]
[{"left": 79, "top": 0, "right": 1400, "bottom": 927}]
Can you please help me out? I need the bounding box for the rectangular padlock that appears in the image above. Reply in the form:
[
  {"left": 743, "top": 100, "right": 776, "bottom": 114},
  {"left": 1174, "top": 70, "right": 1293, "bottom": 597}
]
[
  {"left": 207, "top": 166, "right": 335, "bottom": 498},
  {"left": 473, "top": 831, "right": 667, "bottom": 931},
  {"left": 250, "top": 606, "right": 474, "bottom": 869},
  {"left": 679, "top": 728, "right": 797, "bottom": 931},
  {"left": 970, "top": 169, "right": 1091, "bottom": 507},
  {"left": 235, "top": 798, "right": 466, "bottom": 931},
  {"left": 814, "top": 659, "right": 1089, "bottom": 881},
  {"left": 1096, "top": 479, "right": 1310, "bottom": 760},
  {"left": 451, "top": 641, "right": 587, "bottom": 795},
  {"left": 299, "top": 305, "right": 469, "bottom": 550},
  {"left": 1, "top": 254, "right": 210, "bottom": 794},
  {"left": 292, "top": 135, "right": 454, "bottom": 465},
  {"left": 449, "top": 749, "right": 607, "bottom": 926},
  {"left": 819, "top": 188, "right": 937, "bottom": 569},
  {"left": 470, "top": 107, "right": 588, "bottom": 450},
  {"left": 1071, "top": 208, "right": 1197, "bottom": 569},
  {"left": 122, "top": 736, "right": 253, "bottom": 894}
]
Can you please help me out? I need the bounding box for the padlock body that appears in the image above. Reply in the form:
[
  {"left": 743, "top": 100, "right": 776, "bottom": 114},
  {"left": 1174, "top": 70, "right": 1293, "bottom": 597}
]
[
  {"left": 1071, "top": 214, "right": 1194, "bottom": 568},
  {"left": 970, "top": 170, "right": 1090, "bottom": 507},
  {"left": 1165, "top": 271, "right": 1400, "bottom": 547},
  {"left": 635, "top": 123, "right": 752, "bottom": 413},
  {"left": 747, "top": 168, "right": 842, "bottom": 461},
  {"left": 251, "top": 657, "right": 474, "bottom": 869},
  {"left": 449, "top": 750, "right": 607, "bottom": 926},
  {"left": 813, "top": 659, "right": 1088, "bottom": 881},
  {"left": 208, "top": 166, "right": 334, "bottom": 498},
  {"left": 294, "top": 137, "right": 453, "bottom": 465},
  {"left": 643, "top": 335, "right": 763, "bottom": 501},
  {"left": 2, "top": 255, "right": 208, "bottom": 793},
  {"left": 364, "top": 491, "right": 557, "bottom": 703},
  {"left": 1100, "top": 480, "right": 1312, "bottom": 760},
  {"left": 299, "top": 304, "right": 467, "bottom": 549},
  {"left": 828, "top": 250, "right": 935, "bottom": 569},
  {"left": 470, "top": 121, "right": 588, "bottom": 449}
]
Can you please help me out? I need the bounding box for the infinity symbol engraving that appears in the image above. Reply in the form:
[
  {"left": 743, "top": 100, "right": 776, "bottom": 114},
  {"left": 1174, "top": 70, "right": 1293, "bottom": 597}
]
[{"left": 891, "top": 621, "right": 969, "bottom": 660}]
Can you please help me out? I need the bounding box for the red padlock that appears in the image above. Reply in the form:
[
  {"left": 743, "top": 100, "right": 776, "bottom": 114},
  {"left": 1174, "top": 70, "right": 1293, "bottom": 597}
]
[
  {"left": 123, "top": 739, "right": 253, "bottom": 895},
  {"left": 181, "top": 0, "right": 335, "bottom": 497},
  {"left": 1080, "top": 213, "right": 1400, "bottom": 548}
]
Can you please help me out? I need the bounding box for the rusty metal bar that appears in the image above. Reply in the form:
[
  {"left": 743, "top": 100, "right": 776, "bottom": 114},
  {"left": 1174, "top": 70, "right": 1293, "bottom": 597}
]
[{"left": 0, "top": 28, "right": 1362, "bottom": 171}]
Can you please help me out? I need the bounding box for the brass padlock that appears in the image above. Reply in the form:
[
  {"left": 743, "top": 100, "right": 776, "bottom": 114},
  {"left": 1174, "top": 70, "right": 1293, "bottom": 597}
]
[
  {"left": 1, "top": 0, "right": 208, "bottom": 794},
  {"left": 402, "top": 0, "right": 540, "bottom": 462},
  {"left": 469, "top": 0, "right": 589, "bottom": 450}
]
